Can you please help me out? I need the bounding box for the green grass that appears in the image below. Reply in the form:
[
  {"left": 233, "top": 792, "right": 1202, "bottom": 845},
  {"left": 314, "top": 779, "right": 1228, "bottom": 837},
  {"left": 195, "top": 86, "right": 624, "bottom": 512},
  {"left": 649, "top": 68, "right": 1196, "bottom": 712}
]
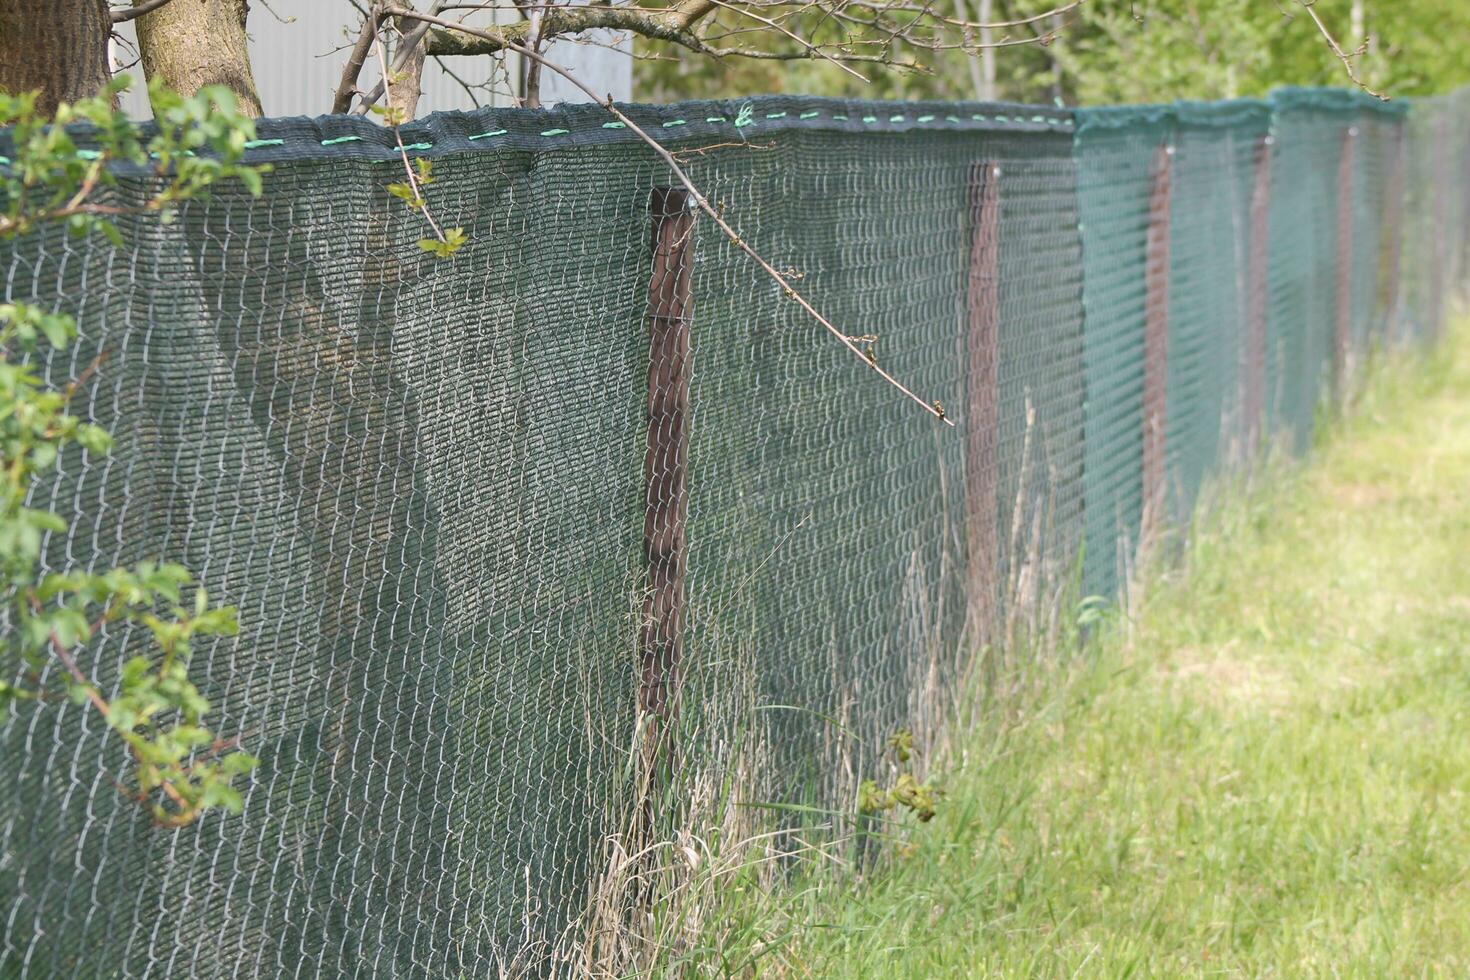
[{"left": 694, "top": 323, "right": 1470, "bottom": 978}]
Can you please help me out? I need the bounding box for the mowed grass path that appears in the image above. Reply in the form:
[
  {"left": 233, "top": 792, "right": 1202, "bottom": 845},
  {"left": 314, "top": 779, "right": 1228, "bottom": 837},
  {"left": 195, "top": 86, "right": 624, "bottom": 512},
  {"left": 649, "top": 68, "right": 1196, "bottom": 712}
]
[{"left": 741, "top": 326, "right": 1470, "bottom": 977}]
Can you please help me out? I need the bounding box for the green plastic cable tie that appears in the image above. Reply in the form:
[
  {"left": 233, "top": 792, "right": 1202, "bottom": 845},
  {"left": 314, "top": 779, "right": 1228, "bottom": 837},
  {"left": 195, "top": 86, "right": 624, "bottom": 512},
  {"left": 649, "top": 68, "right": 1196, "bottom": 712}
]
[
  {"left": 799, "top": 111, "right": 820, "bottom": 119},
  {"left": 401, "top": 142, "right": 433, "bottom": 151},
  {"left": 602, "top": 122, "right": 626, "bottom": 129},
  {"left": 734, "top": 104, "right": 756, "bottom": 128},
  {"left": 972, "top": 114, "right": 987, "bottom": 121},
  {"left": 705, "top": 116, "right": 726, "bottom": 123},
  {"left": 946, "top": 115, "right": 961, "bottom": 123},
  {"left": 765, "top": 111, "right": 787, "bottom": 119},
  {"left": 321, "top": 135, "right": 362, "bottom": 145},
  {"left": 917, "top": 115, "right": 935, "bottom": 123},
  {"left": 244, "top": 138, "right": 285, "bottom": 149},
  {"left": 862, "top": 115, "right": 878, "bottom": 123},
  {"left": 889, "top": 114, "right": 905, "bottom": 122},
  {"left": 76, "top": 149, "right": 102, "bottom": 160},
  {"left": 467, "top": 129, "right": 507, "bottom": 140},
  {"left": 662, "top": 119, "right": 687, "bottom": 128},
  {"left": 832, "top": 114, "right": 849, "bottom": 121},
  {"left": 540, "top": 128, "right": 570, "bottom": 136}
]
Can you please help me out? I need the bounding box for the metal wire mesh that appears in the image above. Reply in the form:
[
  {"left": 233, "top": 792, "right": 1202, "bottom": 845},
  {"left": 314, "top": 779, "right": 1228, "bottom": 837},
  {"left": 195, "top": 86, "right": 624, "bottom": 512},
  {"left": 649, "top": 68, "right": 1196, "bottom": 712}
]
[{"left": 0, "top": 86, "right": 1464, "bottom": 977}]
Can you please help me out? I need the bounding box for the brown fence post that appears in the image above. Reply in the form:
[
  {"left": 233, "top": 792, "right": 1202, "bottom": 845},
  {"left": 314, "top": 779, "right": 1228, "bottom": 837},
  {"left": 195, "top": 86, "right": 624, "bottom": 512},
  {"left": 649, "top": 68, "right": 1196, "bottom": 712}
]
[
  {"left": 1334, "top": 124, "right": 1357, "bottom": 388},
  {"left": 1380, "top": 120, "right": 1406, "bottom": 344},
  {"left": 965, "top": 161, "right": 1001, "bottom": 642},
  {"left": 1245, "top": 133, "right": 1272, "bottom": 459},
  {"left": 641, "top": 188, "right": 694, "bottom": 787},
  {"left": 1141, "top": 142, "right": 1173, "bottom": 548}
]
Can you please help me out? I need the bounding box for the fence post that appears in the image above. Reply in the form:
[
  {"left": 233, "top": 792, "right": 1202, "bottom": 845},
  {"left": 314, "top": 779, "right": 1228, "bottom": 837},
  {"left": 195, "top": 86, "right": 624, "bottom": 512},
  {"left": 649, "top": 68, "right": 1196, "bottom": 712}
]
[
  {"left": 1141, "top": 142, "right": 1173, "bottom": 548},
  {"left": 965, "top": 160, "right": 1001, "bottom": 642},
  {"left": 1380, "top": 119, "right": 1406, "bottom": 344},
  {"left": 1245, "top": 133, "right": 1272, "bottom": 459},
  {"left": 1460, "top": 124, "right": 1470, "bottom": 300},
  {"left": 1431, "top": 115, "right": 1450, "bottom": 338},
  {"left": 641, "top": 188, "right": 694, "bottom": 786},
  {"left": 1334, "top": 124, "right": 1357, "bottom": 389}
]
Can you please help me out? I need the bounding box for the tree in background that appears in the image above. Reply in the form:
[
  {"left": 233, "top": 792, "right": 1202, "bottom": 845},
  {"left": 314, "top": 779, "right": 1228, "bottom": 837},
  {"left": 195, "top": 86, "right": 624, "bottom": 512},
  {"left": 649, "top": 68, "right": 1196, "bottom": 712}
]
[
  {"left": 2, "top": 1, "right": 1447, "bottom": 122},
  {"left": 0, "top": 0, "right": 1074, "bottom": 118}
]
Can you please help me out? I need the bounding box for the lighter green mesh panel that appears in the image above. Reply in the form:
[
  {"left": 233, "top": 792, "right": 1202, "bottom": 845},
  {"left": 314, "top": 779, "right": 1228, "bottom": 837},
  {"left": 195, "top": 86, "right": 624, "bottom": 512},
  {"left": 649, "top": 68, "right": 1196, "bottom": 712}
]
[
  {"left": 1074, "top": 110, "right": 1169, "bottom": 600},
  {"left": 1165, "top": 105, "right": 1269, "bottom": 526},
  {"left": 1264, "top": 97, "right": 1339, "bottom": 452}
]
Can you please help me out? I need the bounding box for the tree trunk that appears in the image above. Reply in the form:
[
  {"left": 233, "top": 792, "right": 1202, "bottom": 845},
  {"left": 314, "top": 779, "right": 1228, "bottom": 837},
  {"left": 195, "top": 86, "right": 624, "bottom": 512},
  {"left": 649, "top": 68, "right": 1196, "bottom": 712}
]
[
  {"left": 393, "top": 14, "right": 430, "bottom": 120},
  {"left": 0, "top": 0, "right": 112, "bottom": 115},
  {"left": 135, "top": 0, "right": 263, "bottom": 117},
  {"left": 978, "top": 0, "right": 996, "bottom": 102}
]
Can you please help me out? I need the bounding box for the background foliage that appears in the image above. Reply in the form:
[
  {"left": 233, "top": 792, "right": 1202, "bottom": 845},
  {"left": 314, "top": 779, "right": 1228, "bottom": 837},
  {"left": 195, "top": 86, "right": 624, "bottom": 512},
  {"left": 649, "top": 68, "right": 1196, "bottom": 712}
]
[{"left": 636, "top": 0, "right": 1470, "bottom": 104}]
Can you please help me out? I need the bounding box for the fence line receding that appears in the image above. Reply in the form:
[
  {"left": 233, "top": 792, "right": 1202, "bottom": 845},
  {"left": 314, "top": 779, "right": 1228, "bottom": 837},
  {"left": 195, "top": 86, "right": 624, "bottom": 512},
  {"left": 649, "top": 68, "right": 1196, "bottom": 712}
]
[{"left": 2, "top": 84, "right": 1467, "bottom": 978}]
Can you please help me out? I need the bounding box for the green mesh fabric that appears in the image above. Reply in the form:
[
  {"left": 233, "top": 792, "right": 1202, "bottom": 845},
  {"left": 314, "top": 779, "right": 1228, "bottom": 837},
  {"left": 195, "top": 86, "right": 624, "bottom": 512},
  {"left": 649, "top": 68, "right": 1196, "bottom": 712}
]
[
  {"left": 0, "top": 87, "right": 1462, "bottom": 977},
  {"left": 1073, "top": 107, "right": 1172, "bottom": 600}
]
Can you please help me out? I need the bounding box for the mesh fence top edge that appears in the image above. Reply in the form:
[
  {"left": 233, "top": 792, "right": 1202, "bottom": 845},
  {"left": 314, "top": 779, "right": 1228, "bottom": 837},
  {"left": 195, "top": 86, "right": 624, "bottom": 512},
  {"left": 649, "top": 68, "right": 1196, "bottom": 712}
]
[
  {"left": 1270, "top": 85, "right": 1409, "bottom": 115},
  {"left": 0, "top": 87, "right": 1414, "bottom": 170},
  {"left": 0, "top": 94, "right": 1075, "bottom": 172},
  {"left": 1073, "top": 99, "right": 1273, "bottom": 134},
  {"left": 1073, "top": 87, "right": 1406, "bottom": 135}
]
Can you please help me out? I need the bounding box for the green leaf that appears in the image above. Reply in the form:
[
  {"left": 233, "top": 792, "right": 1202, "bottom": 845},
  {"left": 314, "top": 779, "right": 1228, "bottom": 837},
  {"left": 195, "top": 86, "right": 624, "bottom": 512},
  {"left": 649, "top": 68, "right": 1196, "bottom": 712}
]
[{"left": 417, "top": 227, "right": 467, "bottom": 259}]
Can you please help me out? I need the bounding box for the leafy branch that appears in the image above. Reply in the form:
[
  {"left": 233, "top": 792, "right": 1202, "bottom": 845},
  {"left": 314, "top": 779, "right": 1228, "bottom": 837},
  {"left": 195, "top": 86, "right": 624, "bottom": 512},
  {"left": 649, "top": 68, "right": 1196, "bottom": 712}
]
[
  {"left": 0, "top": 77, "right": 265, "bottom": 827},
  {"left": 858, "top": 728, "right": 941, "bottom": 822},
  {"left": 372, "top": 38, "right": 467, "bottom": 258}
]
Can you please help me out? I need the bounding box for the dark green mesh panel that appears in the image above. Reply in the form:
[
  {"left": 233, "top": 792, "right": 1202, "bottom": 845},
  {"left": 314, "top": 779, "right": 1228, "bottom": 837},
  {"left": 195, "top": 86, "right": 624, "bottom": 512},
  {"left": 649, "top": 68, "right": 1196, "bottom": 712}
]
[
  {"left": 677, "top": 125, "right": 1085, "bottom": 824},
  {"left": 0, "top": 87, "right": 1461, "bottom": 977}
]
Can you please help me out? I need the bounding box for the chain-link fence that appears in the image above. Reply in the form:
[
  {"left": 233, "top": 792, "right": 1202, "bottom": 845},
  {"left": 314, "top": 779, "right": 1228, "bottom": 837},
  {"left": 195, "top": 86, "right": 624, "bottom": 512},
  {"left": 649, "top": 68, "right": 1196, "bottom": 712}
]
[{"left": 2, "top": 85, "right": 1466, "bottom": 977}]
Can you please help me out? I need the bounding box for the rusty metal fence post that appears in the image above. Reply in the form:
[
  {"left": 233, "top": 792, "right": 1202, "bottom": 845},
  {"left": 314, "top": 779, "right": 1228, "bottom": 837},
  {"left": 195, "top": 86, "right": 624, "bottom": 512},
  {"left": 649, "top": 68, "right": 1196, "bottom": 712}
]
[
  {"left": 965, "top": 160, "right": 1001, "bottom": 642},
  {"left": 1141, "top": 142, "right": 1173, "bottom": 547},
  {"left": 1245, "top": 133, "right": 1273, "bottom": 459},
  {"left": 641, "top": 188, "right": 694, "bottom": 784}
]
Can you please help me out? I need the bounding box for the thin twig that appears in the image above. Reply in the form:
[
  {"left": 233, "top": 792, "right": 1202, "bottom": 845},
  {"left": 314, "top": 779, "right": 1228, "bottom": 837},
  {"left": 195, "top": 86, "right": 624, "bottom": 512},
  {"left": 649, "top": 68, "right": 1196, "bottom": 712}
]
[
  {"left": 703, "top": 0, "right": 869, "bottom": 81},
  {"left": 333, "top": 4, "right": 385, "bottom": 113},
  {"left": 1298, "top": 0, "right": 1386, "bottom": 100},
  {"left": 670, "top": 139, "right": 776, "bottom": 160},
  {"left": 354, "top": 1, "right": 452, "bottom": 114},
  {"left": 383, "top": 6, "right": 953, "bottom": 425},
  {"left": 373, "top": 36, "right": 448, "bottom": 243},
  {"left": 111, "top": 0, "right": 178, "bottom": 24}
]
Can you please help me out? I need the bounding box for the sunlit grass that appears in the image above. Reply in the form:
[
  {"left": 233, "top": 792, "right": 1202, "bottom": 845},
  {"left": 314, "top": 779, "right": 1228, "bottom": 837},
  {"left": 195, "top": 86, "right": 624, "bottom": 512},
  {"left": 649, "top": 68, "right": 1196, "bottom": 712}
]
[{"left": 684, "top": 321, "right": 1470, "bottom": 977}]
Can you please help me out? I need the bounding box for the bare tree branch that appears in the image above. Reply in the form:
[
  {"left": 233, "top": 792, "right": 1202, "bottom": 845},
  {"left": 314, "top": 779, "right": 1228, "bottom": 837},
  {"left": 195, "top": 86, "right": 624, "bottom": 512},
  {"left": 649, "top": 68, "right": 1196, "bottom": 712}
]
[
  {"left": 110, "top": 0, "right": 176, "bottom": 24},
  {"left": 1297, "top": 0, "right": 1385, "bottom": 100},
  {"left": 374, "top": 35, "right": 448, "bottom": 243},
  {"left": 350, "top": 1, "right": 452, "bottom": 114},
  {"left": 332, "top": 3, "right": 384, "bottom": 113},
  {"left": 383, "top": 5, "right": 956, "bottom": 425},
  {"left": 416, "top": 0, "right": 1084, "bottom": 66}
]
